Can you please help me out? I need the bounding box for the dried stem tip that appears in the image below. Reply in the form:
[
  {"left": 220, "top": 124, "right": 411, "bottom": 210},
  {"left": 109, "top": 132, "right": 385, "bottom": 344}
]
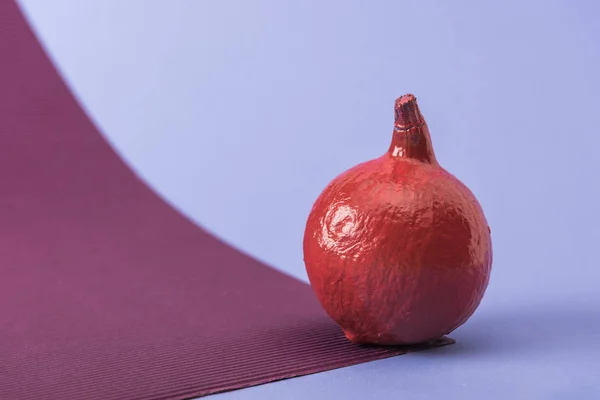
[{"left": 394, "top": 93, "right": 425, "bottom": 130}]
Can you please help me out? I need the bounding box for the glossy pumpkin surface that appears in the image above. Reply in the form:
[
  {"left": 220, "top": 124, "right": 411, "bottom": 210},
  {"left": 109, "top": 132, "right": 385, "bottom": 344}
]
[{"left": 303, "top": 94, "right": 492, "bottom": 345}]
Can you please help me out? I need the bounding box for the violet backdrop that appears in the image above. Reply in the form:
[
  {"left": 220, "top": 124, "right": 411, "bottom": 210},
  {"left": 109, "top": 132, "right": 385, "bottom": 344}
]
[{"left": 17, "top": 0, "right": 600, "bottom": 399}]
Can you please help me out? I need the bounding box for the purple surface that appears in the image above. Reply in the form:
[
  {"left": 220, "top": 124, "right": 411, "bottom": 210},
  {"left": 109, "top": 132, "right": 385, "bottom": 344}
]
[
  {"left": 13, "top": 1, "right": 600, "bottom": 399},
  {"left": 0, "top": 2, "right": 452, "bottom": 399}
]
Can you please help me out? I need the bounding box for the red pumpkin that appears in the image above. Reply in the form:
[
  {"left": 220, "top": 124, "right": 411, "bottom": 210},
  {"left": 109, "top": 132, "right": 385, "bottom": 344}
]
[{"left": 303, "top": 94, "right": 492, "bottom": 345}]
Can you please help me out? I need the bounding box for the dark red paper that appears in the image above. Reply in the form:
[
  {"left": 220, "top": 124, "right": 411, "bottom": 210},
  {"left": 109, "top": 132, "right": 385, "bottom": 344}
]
[{"left": 0, "top": 2, "right": 453, "bottom": 399}]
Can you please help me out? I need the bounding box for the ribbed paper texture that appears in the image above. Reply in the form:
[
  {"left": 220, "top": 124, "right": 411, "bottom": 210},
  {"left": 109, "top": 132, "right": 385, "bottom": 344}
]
[{"left": 0, "top": 2, "right": 453, "bottom": 399}]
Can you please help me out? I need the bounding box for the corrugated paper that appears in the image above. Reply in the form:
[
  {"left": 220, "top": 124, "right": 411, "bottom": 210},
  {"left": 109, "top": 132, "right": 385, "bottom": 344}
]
[{"left": 0, "top": 2, "right": 453, "bottom": 399}]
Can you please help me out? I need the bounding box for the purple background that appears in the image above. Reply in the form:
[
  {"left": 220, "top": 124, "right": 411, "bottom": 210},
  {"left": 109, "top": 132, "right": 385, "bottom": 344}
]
[{"left": 18, "top": 0, "right": 599, "bottom": 399}]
